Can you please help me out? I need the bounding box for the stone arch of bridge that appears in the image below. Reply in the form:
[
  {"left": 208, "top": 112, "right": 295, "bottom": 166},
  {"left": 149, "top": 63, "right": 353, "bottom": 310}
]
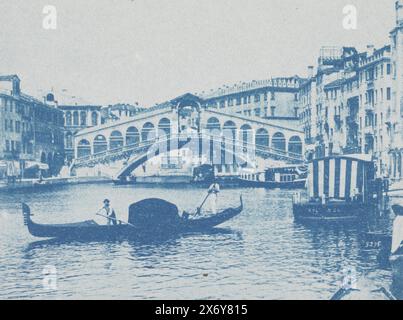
[{"left": 114, "top": 135, "right": 252, "bottom": 181}]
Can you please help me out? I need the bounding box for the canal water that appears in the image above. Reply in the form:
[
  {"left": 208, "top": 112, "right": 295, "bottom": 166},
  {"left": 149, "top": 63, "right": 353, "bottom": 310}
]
[{"left": 0, "top": 184, "right": 395, "bottom": 299}]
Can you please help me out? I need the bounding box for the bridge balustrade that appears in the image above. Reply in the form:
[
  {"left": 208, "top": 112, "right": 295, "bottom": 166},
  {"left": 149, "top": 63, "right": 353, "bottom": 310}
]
[{"left": 73, "top": 132, "right": 303, "bottom": 169}]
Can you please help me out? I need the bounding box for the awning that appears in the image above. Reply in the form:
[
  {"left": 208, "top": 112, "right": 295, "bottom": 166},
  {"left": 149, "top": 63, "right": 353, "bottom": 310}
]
[
  {"left": 307, "top": 156, "right": 373, "bottom": 200},
  {"left": 25, "top": 161, "right": 49, "bottom": 171}
]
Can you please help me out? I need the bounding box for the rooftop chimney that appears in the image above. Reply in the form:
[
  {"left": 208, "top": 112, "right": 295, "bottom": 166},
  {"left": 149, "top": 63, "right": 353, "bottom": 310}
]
[
  {"left": 0, "top": 75, "right": 20, "bottom": 96},
  {"left": 12, "top": 77, "right": 20, "bottom": 96}
]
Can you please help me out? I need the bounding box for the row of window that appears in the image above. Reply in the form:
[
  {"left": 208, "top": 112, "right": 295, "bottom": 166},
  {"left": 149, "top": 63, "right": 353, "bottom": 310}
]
[
  {"left": 5, "top": 102, "right": 33, "bottom": 118},
  {"left": 314, "top": 88, "right": 392, "bottom": 118},
  {"left": 2, "top": 98, "right": 63, "bottom": 125},
  {"left": 360, "top": 63, "right": 392, "bottom": 83},
  {"left": 4, "top": 140, "right": 34, "bottom": 154},
  {"left": 65, "top": 111, "right": 99, "bottom": 127},
  {"left": 364, "top": 112, "right": 384, "bottom": 128},
  {"left": 301, "top": 88, "right": 392, "bottom": 124},
  {"left": 238, "top": 106, "right": 280, "bottom": 118},
  {"left": 4, "top": 119, "right": 35, "bottom": 134},
  {"left": 363, "top": 88, "right": 392, "bottom": 105},
  {"left": 214, "top": 91, "right": 288, "bottom": 109},
  {"left": 5, "top": 140, "right": 21, "bottom": 153}
]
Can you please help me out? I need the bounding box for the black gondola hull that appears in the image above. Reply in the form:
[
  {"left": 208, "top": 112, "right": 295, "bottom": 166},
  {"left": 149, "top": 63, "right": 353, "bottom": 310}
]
[{"left": 22, "top": 200, "right": 242, "bottom": 240}]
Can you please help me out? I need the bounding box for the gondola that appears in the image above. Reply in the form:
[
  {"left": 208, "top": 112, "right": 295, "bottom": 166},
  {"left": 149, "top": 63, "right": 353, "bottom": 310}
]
[{"left": 21, "top": 196, "right": 243, "bottom": 240}]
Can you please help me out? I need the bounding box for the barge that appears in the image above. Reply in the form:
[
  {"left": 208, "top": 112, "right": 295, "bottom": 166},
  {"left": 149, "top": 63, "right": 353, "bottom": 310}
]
[{"left": 293, "top": 154, "right": 386, "bottom": 223}]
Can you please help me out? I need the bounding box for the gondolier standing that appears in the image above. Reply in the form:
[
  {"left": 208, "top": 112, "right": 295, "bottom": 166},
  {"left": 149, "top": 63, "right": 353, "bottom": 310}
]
[
  {"left": 97, "top": 199, "right": 117, "bottom": 226},
  {"left": 208, "top": 181, "right": 220, "bottom": 214}
]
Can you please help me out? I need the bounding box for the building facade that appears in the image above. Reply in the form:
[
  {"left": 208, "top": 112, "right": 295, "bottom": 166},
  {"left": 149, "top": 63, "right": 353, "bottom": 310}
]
[
  {"left": 58, "top": 103, "right": 103, "bottom": 163},
  {"left": 58, "top": 102, "right": 145, "bottom": 162},
  {"left": 0, "top": 76, "right": 65, "bottom": 179},
  {"left": 298, "top": 42, "right": 394, "bottom": 178},
  {"left": 389, "top": 0, "right": 403, "bottom": 180},
  {"left": 201, "top": 77, "right": 303, "bottom": 120}
]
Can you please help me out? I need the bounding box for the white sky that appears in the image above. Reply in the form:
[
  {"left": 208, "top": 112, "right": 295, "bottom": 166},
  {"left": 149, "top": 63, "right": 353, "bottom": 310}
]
[{"left": 0, "top": 0, "right": 398, "bottom": 106}]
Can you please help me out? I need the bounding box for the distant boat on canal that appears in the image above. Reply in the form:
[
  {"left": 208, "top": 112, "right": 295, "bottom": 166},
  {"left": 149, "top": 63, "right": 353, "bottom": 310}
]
[
  {"left": 293, "top": 154, "right": 387, "bottom": 223},
  {"left": 237, "top": 164, "right": 307, "bottom": 189}
]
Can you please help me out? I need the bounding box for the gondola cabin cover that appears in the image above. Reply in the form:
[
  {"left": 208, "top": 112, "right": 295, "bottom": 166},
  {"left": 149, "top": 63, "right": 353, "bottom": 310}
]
[
  {"left": 128, "top": 198, "right": 181, "bottom": 229},
  {"left": 293, "top": 155, "right": 376, "bottom": 222},
  {"left": 306, "top": 154, "right": 375, "bottom": 203}
]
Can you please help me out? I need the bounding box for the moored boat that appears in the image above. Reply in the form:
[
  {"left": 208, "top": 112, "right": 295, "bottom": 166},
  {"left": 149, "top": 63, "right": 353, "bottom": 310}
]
[
  {"left": 238, "top": 164, "right": 307, "bottom": 189},
  {"left": 293, "top": 154, "right": 384, "bottom": 223},
  {"left": 22, "top": 196, "right": 243, "bottom": 240}
]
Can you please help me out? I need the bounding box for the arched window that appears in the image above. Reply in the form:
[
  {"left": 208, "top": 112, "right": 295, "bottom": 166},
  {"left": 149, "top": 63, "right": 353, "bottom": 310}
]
[
  {"left": 272, "top": 132, "right": 286, "bottom": 151},
  {"left": 65, "top": 132, "right": 73, "bottom": 149},
  {"left": 206, "top": 117, "right": 221, "bottom": 132},
  {"left": 255, "top": 128, "right": 269, "bottom": 148},
  {"left": 141, "top": 122, "right": 155, "bottom": 142},
  {"left": 65, "top": 111, "right": 72, "bottom": 126},
  {"left": 91, "top": 111, "right": 98, "bottom": 126},
  {"left": 77, "top": 139, "right": 91, "bottom": 158},
  {"left": 288, "top": 136, "right": 302, "bottom": 155},
  {"left": 223, "top": 121, "right": 237, "bottom": 140},
  {"left": 158, "top": 118, "right": 171, "bottom": 137},
  {"left": 93, "top": 135, "right": 107, "bottom": 154},
  {"left": 240, "top": 124, "right": 253, "bottom": 146},
  {"left": 109, "top": 131, "right": 124, "bottom": 150},
  {"left": 73, "top": 111, "right": 79, "bottom": 126},
  {"left": 80, "top": 111, "right": 87, "bottom": 126},
  {"left": 126, "top": 127, "right": 140, "bottom": 146}
]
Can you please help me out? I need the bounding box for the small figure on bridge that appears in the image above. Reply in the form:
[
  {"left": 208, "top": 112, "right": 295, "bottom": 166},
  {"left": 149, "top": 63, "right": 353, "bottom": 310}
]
[{"left": 97, "top": 199, "right": 118, "bottom": 226}]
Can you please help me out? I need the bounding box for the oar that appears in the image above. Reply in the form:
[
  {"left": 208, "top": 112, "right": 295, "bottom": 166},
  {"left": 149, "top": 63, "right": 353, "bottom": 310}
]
[
  {"left": 95, "top": 213, "right": 135, "bottom": 228},
  {"left": 195, "top": 191, "right": 212, "bottom": 216}
]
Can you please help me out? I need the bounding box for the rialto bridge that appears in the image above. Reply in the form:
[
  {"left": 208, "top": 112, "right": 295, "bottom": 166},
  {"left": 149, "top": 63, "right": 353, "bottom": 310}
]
[{"left": 71, "top": 94, "right": 305, "bottom": 179}]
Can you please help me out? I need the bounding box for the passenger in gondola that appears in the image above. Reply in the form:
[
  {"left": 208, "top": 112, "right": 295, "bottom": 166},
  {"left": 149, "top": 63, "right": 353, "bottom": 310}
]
[
  {"left": 208, "top": 181, "right": 220, "bottom": 214},
  {"left": 98, "top": 199, "right": 118, "bottom": 226},
  {"left": 182, "top": 211, "right": 190, "bottom": 220}
]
